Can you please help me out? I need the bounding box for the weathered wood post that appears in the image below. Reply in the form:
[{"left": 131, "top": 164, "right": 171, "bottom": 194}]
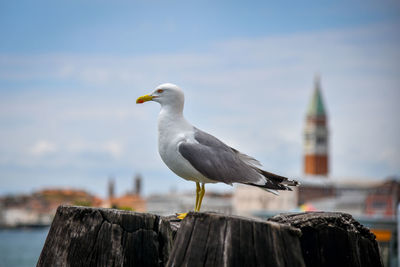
[
  {"left": 37, "top": 205, "right": 177, "bottom": 267},
  {"left": 269, "top": 212, "right": 383, "bottom": 267},
  {"left": 38, "top": 207, "right": 382, "bottom": 267},
  {"left": 166, "top": 212, "right": 305, "bottom": 267}
]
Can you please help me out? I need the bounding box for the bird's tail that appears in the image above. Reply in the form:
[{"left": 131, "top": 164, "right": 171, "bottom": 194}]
[{"left": 247, "top": 169, "right": 300, "bottom": 195}]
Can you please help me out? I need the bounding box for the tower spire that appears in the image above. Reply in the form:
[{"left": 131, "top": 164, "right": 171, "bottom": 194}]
[
  {"left": 307, "top": 75, "right": 326, "bottom": 117},
  {"left": 303, "top": 75, "right": 329, "bottom": 176}
]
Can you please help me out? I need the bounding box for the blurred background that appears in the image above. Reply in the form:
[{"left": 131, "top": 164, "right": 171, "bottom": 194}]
[{"left": 0, "top": 0, "right": 399, "bottom": 266}]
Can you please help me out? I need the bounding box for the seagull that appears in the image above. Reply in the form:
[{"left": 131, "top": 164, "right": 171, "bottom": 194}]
[{"left": 136, "top": 83, "right": 299, "bottom": 219}]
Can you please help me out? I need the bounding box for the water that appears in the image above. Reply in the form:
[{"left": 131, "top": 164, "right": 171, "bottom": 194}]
[{"left": 0, "top": 227, "right": 49, "bottom": 267}]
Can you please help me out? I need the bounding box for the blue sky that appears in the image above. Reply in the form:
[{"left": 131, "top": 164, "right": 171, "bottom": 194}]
[
  {"left": 1, "top": 0, "right": 399, "bottom": 54},
  {"left": 1, "top": 0, "right": 399, "bottom": 197}
]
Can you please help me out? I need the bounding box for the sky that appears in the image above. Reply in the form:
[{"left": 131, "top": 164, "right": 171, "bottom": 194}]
[{"left": 0, "top": 0, "right": 399, "bottom": 198}]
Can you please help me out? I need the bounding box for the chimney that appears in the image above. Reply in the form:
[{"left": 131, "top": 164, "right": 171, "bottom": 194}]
[
  {"left": 134, "top": 174, "right": 142, "bottom": 196},
  {"left": 108, "top": 177, "right": 115, "bottom": 200}
]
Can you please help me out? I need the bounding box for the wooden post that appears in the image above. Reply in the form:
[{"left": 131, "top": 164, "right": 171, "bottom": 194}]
[
  {"left": 38, "top": 207, "right": 382, "bottom": 267},
  {"left": 269, "top": 212, "right": 383, "bottom": 267},
  {"left": 166, "top": 212, "right": 305, "bottom": 267},
  {"left": 37, "top": 205, "right": 176, "bottom": 267}
]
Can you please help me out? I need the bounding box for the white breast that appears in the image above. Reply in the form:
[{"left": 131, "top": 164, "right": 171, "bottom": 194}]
[{"left": 157, "top": 110, "right": 214, "bottom": 183}]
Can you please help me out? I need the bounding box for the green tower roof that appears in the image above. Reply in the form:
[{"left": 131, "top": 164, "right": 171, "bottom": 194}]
[{"left": 307, "top": 76, "right": 326, "bottom": 117}]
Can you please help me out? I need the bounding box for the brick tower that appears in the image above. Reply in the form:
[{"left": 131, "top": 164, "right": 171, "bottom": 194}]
[{"left": 303, "top": 75, "right": 329, "bottom": 176}]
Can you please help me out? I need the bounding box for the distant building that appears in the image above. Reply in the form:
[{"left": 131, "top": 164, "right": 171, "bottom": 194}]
[
  {"left": 133, "top": 174, "right": 142, "bottom": 195},
  {"left": 233, "top": 185, "right": 298, "bottom": 216},
  {"left": 0, "top": 207, "right": 52, "bottom": 227},
  {"left": 303, "top": 75, "right": 329, "bottom": 176},
  {"left": 301, "top": 178, "right": 384, "bottom": 216},
  {"left": 0, "top": 188, "right": 102, "bottom": 227},
  {"left": 298, "top": 76, "right": 332, "bottom": 204},
  {"left": 297, "top": 176, "right": 335, "bottom": 205},
  {"left": 365, "top": 178, "right": 400, "bottom": 217},
  {"left": 108, "top": 194, "right": 146, "bottom": 212},
  {"left": 105, "top": 175, "right": 146, "bottom": 212},
  {"left": 37, "top": 189, "right": 103, "bottom": 207},
  {"left": 146, "top": 191, "right": 232, "bottom": 216},
  {"left": 108, "top": 177, "right": 115, "bottom": 200}
]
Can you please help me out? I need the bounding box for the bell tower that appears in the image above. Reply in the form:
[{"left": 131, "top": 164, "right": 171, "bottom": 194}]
[{"left": 304, "top": 75, "right": 329, "bottom": 176}]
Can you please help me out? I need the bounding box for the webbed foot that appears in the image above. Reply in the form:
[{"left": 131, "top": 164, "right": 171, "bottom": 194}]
[{"left": 176, "top": 212, "right": 188, "bottom": 220}]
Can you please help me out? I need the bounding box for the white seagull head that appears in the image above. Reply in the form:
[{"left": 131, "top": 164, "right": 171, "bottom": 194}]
[{"left": 136, "top": 83, "right": 185, "bottom": 110}]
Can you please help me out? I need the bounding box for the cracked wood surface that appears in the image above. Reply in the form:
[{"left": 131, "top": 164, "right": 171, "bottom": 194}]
[
  {"left": 37, "top": 206, "right": 176, "bottom": 267},
  {"left": 166, "top": 212, "right": 305, "bottom": 267},
  {"left": 37, "top": 207, "right": 382, "bottom": 267},
  {"left": 269, "top": 212, "right": 383, "bottom": 267}
]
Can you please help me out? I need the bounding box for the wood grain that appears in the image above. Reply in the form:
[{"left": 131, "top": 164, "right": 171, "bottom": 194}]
[{"left": 37, "top": 207, "right": 382, "bottom": 267}]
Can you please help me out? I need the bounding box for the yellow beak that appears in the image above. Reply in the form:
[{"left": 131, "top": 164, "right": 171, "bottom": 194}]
[{"left": 136, "top": 94, "right": 153, "bottom": 104}]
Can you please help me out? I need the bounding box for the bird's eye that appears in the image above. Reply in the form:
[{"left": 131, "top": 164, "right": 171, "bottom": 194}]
[{"left": 157, "top": 89, "right": 164, "bottom": 93}]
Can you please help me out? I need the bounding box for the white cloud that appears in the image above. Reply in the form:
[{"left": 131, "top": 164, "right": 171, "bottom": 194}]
[
  {"left": 60, "top": 140, "right": 125, "bottom": 160},
  {"left": 102, "top": 141, "right": 124, "bottom": 159},
  {"left": 30, "top": 140, "right": 57, "bottom": 156}
]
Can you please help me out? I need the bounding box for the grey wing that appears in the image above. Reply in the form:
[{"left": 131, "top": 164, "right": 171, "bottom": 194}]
[
  {"left": 178, "top": 128, "right": 264, "bottom": 185},
  {"left": 179, "top": 128, "right": 299, "bottom": 191}
]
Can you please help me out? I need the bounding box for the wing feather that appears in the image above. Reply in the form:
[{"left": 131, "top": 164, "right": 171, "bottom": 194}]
[{"left": 179, "top": 128, "right": 299, "bottom": 191}]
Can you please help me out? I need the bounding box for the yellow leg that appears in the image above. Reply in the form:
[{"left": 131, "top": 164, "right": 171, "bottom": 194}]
[
  {"left": 177, "top": 182, "right": 201, "bottom": 220},
  {"left": 196, "top": 183, "right": 205, "bottom": 212},
  {"left": 195, "top": 182, "right": 201, "bottom": 211}
]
